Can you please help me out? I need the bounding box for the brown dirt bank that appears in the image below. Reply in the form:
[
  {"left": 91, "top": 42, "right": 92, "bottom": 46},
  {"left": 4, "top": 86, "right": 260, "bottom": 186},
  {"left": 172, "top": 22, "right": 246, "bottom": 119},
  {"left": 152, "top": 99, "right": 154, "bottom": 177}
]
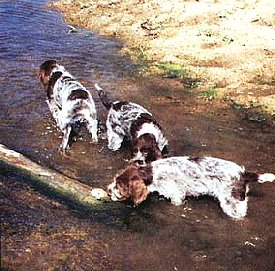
[{"left": 49, "top": 0, "right": 275, "bottom": 117}]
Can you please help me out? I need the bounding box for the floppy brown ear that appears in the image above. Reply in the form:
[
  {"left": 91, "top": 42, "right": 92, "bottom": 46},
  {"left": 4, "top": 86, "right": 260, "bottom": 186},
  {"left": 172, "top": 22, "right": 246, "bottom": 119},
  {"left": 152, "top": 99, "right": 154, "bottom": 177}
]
[
  {"left": 38, "top": 68, "right": 50, "bottom": 90},
  {"left": 39, "top": 60, "right": 57, "bottom": 83},
  {"left": 153, "top": 146, "right": 163, "bottom": 161},
  {"left": 129, "top": 178, "right": 148, "bottom": 205},
  {"left": 46, "top": 71, "right": 62, "bottom": 99},
  {"left": 38, "top": 68, "right": 45, "bottom": 80}
]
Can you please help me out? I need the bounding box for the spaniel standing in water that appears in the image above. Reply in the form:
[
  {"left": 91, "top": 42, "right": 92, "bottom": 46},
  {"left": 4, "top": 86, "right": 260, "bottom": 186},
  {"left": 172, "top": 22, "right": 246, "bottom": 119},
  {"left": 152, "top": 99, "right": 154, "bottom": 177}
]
[
  {"left": 39, "top": 60, "right": 98, "bottom": 151},
  {"left": 95, "top": 84, "right": 168, "bottom": 162},
  {"left": 107, "top": 156, "right": 274, "bottom": 219}
]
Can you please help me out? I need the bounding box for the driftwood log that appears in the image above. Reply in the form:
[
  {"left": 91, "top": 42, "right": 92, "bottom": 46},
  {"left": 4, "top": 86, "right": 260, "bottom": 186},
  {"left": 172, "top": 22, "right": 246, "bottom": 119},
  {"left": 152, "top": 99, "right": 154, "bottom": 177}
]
[{"left": 0, "top": 144, "right": 109, "bottom": 208}]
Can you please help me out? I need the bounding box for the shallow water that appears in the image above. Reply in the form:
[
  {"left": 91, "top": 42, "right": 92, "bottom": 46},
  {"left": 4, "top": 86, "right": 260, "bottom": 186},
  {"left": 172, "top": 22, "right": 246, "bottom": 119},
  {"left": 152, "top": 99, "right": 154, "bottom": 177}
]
[{"left": 1, "top": 1, "right": 275, "bottom": 270}]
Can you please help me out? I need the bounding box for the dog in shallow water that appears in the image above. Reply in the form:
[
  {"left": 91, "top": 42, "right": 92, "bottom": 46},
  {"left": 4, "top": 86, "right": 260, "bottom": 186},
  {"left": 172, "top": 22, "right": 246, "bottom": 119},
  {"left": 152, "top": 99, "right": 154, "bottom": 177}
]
[
  {"left": 107, "top": 156, "right": 274, "bottom": 219},
  {"left": 39, "top": 60, "right": 98, "bottom": 151},
  {"left": 95, "top": 83, "right": 168, "bottom": 163}
]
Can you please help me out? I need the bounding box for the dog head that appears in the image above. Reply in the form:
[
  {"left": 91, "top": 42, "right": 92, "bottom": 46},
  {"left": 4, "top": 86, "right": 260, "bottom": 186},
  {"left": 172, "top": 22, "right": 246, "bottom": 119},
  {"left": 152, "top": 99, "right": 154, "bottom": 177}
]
[
  {"left": 107, "top": 163, "right": 153, "bottom": 206},
  {"left": 38, "top": 60, "right": 57, "bottom": 89},
  {"left": 132, "top": 133, "right": 163, "bottom": 163}
]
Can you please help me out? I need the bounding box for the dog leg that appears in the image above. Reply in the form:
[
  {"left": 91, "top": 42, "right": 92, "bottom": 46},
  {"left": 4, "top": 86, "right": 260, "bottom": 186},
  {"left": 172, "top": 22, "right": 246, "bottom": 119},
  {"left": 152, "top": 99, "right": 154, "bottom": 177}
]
[
  {"left": 218, "top": 195, "right": 248, "bottom": 219},
  {"left": 105, "top": 121, "right": 124, "bottom": 151},
  {"left": 60, "top": 125, "right": 72, "bottom": 151},
  {"left": 107, "top": 131, "right": 124, "bottom": 151},
  {"left": 157, "top": 183, "right": 185, "bottom": 206},
  {"left": 46, "top": 100, "right": 62, "bottom": 128},
  {"left": 170, "top": 190, "right": 185, "bottom": 206},
  {"left": 86, "top": 118, "right": 98, "bottom": 143}
]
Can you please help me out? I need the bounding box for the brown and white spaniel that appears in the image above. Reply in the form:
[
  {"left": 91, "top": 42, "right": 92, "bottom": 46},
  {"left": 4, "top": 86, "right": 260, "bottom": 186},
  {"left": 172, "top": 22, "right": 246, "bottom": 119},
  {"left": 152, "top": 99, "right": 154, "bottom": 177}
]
[
  {"left": 95, "top": 83, "right": 168, "bottom": 162},
  {"left": 39, "top": 60, "right": 98, "bottom": 151},
  {"left": 107, "top": 156, "right": 274, "bottom": 219}
]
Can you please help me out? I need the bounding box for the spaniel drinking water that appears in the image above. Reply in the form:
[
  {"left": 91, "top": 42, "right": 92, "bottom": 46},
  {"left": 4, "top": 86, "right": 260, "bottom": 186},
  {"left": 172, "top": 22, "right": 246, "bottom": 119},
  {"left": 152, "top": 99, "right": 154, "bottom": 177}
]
[
  {"left": 107, "top": 156, "right": 274, "bottom": 218},
  {"left": 95, "top": 83, "right": 168, "bottom": 162}
]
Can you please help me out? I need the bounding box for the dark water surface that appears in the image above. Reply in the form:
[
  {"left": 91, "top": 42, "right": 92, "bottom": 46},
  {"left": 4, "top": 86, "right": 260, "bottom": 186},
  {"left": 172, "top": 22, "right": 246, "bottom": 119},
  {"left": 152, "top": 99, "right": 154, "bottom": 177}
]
[{"left": 1, "top": 1, "right": 275, "bottom": 270}]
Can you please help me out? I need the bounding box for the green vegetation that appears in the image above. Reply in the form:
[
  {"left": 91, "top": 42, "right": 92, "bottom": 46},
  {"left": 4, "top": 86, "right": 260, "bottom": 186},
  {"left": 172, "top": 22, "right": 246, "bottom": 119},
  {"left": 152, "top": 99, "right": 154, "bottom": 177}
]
[
  {"left": 156, "top": 62, "right": 187, "bottom": 78},
  {"left": 136, "top": 46, "right": 148, "bottom": 62},
  {"left": 199, "top": 85, "right": 218, "bottom": 100}
]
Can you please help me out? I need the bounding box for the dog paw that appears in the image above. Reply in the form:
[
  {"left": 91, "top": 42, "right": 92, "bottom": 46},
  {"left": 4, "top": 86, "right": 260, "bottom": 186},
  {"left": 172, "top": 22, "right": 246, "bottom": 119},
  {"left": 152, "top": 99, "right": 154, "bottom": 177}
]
[
  {"left": 58, "top": 145, "right": 70, "bottom": 156},
  {"left": 91, "top": 188, "right": 108, "bottom": 200},
  {"left": 91, "top": 137, "right": 98, "bottom": 144}
]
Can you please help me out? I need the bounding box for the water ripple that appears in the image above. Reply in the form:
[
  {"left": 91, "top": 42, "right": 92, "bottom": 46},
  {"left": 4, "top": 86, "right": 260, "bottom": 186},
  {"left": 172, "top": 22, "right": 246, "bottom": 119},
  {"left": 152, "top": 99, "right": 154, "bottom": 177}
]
[{"left": 0, "top": 0, "right": 124, "bottom": 158}]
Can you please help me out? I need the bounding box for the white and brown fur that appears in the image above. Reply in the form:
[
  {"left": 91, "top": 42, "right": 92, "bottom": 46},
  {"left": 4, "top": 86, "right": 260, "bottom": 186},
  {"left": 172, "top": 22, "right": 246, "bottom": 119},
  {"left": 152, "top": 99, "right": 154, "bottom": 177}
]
[
  {"left": 95, "top": 84, "right": 168, "bottom": 162},
  {"left": 39, "top": 60, "right": 98, "bottom": 151},
  {"left": 107, "top": 156, "right": 274, "bottom": 219}
]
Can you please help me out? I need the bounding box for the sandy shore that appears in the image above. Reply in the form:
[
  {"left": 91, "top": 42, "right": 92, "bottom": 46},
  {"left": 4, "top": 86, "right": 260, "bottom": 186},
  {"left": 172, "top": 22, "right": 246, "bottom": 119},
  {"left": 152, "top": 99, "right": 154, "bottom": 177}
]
[{"left": 49, "top": 0, "right": 275, "bottom": 117}]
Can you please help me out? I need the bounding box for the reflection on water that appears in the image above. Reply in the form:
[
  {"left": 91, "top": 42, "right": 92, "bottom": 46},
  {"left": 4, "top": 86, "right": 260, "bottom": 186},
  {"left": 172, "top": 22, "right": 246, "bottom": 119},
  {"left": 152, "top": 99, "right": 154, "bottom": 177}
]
[
  {"left": 0, "top": 0, "right": 128, "bottom": 182},
  {"left": 1, "top": 1, "right": 275, "bottom": 270}
]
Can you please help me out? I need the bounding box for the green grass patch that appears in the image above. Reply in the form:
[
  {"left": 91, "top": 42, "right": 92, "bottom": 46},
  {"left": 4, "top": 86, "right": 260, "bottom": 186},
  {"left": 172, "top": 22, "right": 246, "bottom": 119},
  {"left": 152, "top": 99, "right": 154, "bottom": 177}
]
[
  {"left": 134, "top": 46, "right": 148, "bottom": 62},
  {"left": 199, "top": 85, "right": 218, "bottom": 100},
  {"left": 156, "top": 62, "right": 187, "bottom": 78}
]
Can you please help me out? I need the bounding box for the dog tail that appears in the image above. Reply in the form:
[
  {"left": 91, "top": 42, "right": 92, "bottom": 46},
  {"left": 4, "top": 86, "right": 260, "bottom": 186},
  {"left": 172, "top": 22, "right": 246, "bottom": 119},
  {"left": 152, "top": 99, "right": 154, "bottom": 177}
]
[
  {"left": 94, "top": 83, "right": 112, "bottom": 110},
  {"left": 258, "top": 173, "right": 275, "bottom": 183},
  {"left": 242, "top": 172, "right": 275, "bottom": 184}
]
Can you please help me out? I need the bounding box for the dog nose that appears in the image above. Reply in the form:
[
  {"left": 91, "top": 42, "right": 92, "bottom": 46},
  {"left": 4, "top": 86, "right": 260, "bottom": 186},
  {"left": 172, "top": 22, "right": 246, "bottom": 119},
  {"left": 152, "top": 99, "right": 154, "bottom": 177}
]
[{"left": 131, "top": 159, "right": 146, "bottom": 166}]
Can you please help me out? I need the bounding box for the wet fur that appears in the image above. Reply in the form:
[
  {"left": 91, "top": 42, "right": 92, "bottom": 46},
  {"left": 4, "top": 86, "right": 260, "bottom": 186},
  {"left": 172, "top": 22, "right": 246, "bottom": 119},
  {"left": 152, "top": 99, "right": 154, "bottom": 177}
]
[
  {"left": 107, "top": 156, "right": 275, "bottom": 218},
  {"left": 95, "top": 84, "right": 168, "bottom": 162},
  {"left": 39, "top": 60, "right": 98, "bottom": 151}
]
